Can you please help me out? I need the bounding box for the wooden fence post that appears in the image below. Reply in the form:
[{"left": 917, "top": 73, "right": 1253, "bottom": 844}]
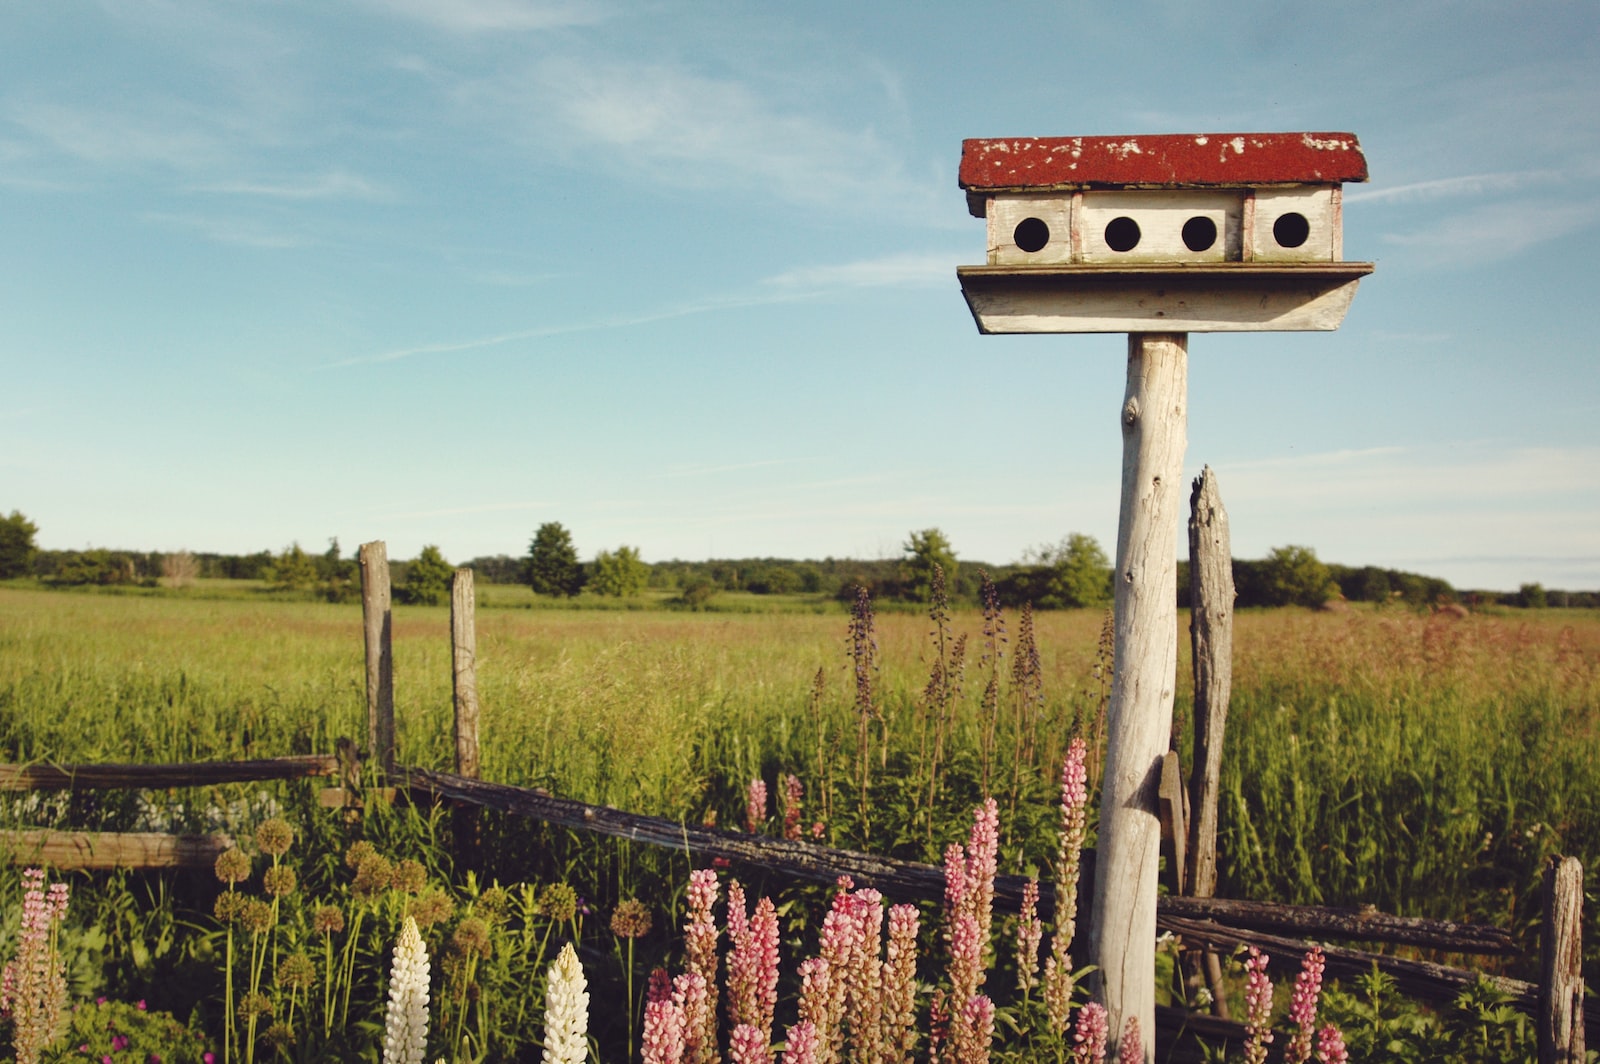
[
  {"left": 451, "top": 568, "right": 482, "bottom": 867},
  {"left": 1186, "top": 465, "right": 1236, "bottom": 1018},
  {"left": 1539, "top": 856, "right": 1586, "bottom": 1064},
  {"left": 359, "top": 541, "right": 395, "bottom": 777},
  {"left": 1090, "top": 332, "right": 1188, "bottom": 1062}
]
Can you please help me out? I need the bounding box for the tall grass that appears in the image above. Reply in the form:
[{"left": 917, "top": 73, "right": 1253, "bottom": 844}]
[{"left": 1, "top": 588, "right": 1596, "bottom": 985}]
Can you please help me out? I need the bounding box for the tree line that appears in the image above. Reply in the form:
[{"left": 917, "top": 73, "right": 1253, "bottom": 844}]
[{"left": 1, "top": 509, "right": 1591, "bottom": 610}]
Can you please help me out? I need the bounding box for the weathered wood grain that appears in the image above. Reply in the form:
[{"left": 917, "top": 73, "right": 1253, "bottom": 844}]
[
  {"left": 359, "top": 540, "right": 395, "bottom": 775},
  {"left": 0, "top": 755, "right": 338, "bottom": 790},
  {"left": 1091, "top": 332, "right": 1188, "bottom": 1062},
  {"left": 1540, "top": 857, "right": 1586, "bottom": 1063},
  {"left": 0, "top": 830, "right": 232, "bottom": 870}
]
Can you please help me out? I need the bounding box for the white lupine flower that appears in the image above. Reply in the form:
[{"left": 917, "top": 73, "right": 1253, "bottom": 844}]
[
  {"left": 382, "top": 917, "right": 431, "bottom": 1064},
  {"left": 543, "top": 942, "right": 590, "bottom": 1064}
]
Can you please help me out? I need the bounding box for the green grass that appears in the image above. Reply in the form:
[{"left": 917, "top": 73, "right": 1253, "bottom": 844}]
[{"left": 1, "top": 587, "right": 1597, "bottom": 989}]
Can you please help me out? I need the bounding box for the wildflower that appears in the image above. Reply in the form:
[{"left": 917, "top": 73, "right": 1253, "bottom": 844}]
[
  {"left": 542, "top": 942, "right": 588, "bottom": 1064},
  {"left": 451, "top": 916, "right": 492, "bottom": 958},
  {"left": 0, "top": 872, "right": 70, "bottom": 1064},
  {"left": 611, "top": 898, "right": 653, "bottom": 939},
  {"left": 730, "top": 1023, "right": 770, "bottom": 1064},
  {"left": 1242, "top": 947, "right": 1274, "bottom": 1064},
  {"left": 352, "top": 851, "right": 395, "bottom": 902},
  {"left": 1116, "top": 1016, "right": 1141, "bottom": 1064},
  {"left": 1071, "top": 1002, "right": 1109, "bottom": 1064},
  {"left": 390, "top": 859, "right": 429, "bottom": 895},
  {"left": 262, "top": 865, "right": 297, "bottom": 898},
  {"left": 1315, "top": 1024, "right": 1349, "bottom": 1064},
  {"left": 539, "top": 883, "right": 579, "bottom": 924},
  {"left": 683, "top": 869, "right": 720, "bottom": 1061},
  {"left": 745, "top": 777, "right": 769, "bottom": 834},
  {"left": 238, "top": 898, "right": 276, "bottom": 935},
  {"left": 213, "top": 847, "right": 251, "bottom": 886},
  {"left": 213, "top": 892, "right": 247, "bottom": 924},
  {"left": 781, "top": 1020, "right": 819, "bottom": 1064},
  {"left": 406, "top": 887, "right": 454, "bottom": 929},
  {"left": 276, "top": 953, "right": 316, "bottom": 992},
  {"left": 726, "top": 888, "right": 780, "bottom": 1042},
  {"left": 344, "top": 840, "right": 378, "bottom": 868},
  {"left": 262, "top": 1022, "right": 294, "bottom": 1050},
  {"left": 882, "top": 904, "right": 920, "bottom": 1063},
  {"left": 1053, "top": 738, "right": 1089, "bottom": 952},
  {"left": 642, "top": 996, "right": 686, "bottom": 1064},
  {"left": 781, "top": 775, "right": 804, "bottom": 841},
  {"left": 382, "top": 917, "right": 430, "bottom": 1064},
  {"left": 810, "top": 822, "right": 825, "bottom": 840},
  {"left": 948, "top": 993, "right": 994, "bottom": 1064},
  {"left": 646, "top": 967, "right": 672, "bottom": 1006},
  {"left": 254, "top": 818, "right": 293, "bottom": 857},
  {"left": 1015, "top": 878, "right": 1043, "bottom": 994},
  {"left": 312, "top": 905, "right": 345, "bottom": 935},
  {"left": 673, "top": 971, "right": 713, "bottom": 1064},
  {"left": 477, "top": 885, "right": 511, "bottom": 925},
  {"left": 1285, "top": 947, "right": 1326, "bottom": 1064},
  {"left": 236, "top": 993, "right": 274, "bottom": 1022}
]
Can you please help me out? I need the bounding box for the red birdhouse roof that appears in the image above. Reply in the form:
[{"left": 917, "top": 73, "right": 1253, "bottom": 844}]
[{"left": 959, "top": 132, "right": 1368, "bottom": 216}]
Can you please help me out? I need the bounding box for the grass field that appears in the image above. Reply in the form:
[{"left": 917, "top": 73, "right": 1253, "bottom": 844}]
[{"left": 0, "top": 584, "right": 1597, "bottom": 1059}]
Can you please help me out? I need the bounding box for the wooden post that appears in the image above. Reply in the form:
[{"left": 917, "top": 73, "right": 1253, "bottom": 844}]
[
  {"left": 451, "top": 568, "right": 482, "bottom": 867},
  {"left": 1539, "top": 856, "right": 1586, "bottom": 1064},
  {"left": 1090, "top": 332, "right": 1188, "bottom": 1062},
  {"left": 451, "top": 568, "right": 481, "bottom": 780},
  {"left": 359, "top": 541, "right": 395, "bottom": 776},
  {"left": 1185, "top": 465, "right": 1235, "bottom": 1017}
]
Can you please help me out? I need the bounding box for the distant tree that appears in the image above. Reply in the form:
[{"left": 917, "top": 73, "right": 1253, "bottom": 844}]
[
  {"left": 161, "top": 550, "right": 199, "bottom": 588},
  {"left": 1518, "top": 582, "right": 1548, "bottom": 609},
  {"left": 318, "top": 538, "right": 358, "bottom": 602},
  {"left": 901, "top": 528, "right": 957, "bottom": 602},
  {"left": 0, "top": 510, "right": 38, "bottom": 579},
  {"left": 1260, "top": 545, "right": 1335, "bottom": 608},
  {"left": 674, "top": 576, "right": 718, "bottom": 610},
  {"left": 267, "top": 543, "right": 319, "bottom": 591},
  {"left": 1041, "top": 533, "right": 1113, "bottom": 608},
  {"left": 528, "top": 522, "right": 585, "bottom": 598},
  {"left": 402, "top": 545, "right": 454, "bottom": 606},
  {"left": 590, "top": 545, "right": 649, "bottom": 598},
  {"left": 466, "top": 554, "right": 525, "bottom": 585}
]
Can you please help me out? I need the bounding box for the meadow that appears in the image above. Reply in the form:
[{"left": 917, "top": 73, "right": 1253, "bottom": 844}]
[{"left": 0, "top": 584, "right": 1596, "bottom": 1061}]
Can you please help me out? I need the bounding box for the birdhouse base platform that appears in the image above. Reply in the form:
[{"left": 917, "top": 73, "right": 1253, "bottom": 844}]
[{"left": 957, "top": 262, "right": 1373, "bottom": 334}]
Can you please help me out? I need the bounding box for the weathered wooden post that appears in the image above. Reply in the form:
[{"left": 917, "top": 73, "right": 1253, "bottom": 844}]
[
  {"left": 450, "top": 567, "right": 482, "bottom": 866},
  {"left": 1539, "top": 856, "right": 1586, "bottom": 1064},
  {"left": 1186, "top": 465, "right": 1236, "bottom": 1016},
  {"left": 359, "top": 541, "right": 395, "bottom": 776},
  {"left": 957, "top": 133, "right": 1371, "bottom": 1059}
]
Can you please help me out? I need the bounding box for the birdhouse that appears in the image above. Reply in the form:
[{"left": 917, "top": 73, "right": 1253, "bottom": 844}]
[{"left": 957, "top": 133, "right": 1372, "bottom": 333}]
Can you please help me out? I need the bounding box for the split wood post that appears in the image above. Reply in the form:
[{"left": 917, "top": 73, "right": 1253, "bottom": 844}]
[
  {"left": 450, "top": 568, "right": 482, "bottom": 867},
  {"left": 1090, "top": 332, "right": 1188, "bottom": 1062},
  {"left": 1539, "top": 856, "right": 1586, "bottom": 1064},
  {"left": 1185, "top": 465, "right": 1236, "bottom": 1018},
  {"left": 359, "top": 541, "right": 395, "bottom": 777}
]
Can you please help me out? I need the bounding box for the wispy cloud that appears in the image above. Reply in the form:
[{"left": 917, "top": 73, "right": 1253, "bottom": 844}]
[
  {"left": 323, "top": 250, "right": 954, "bottom": 368},
  {"left": 1379, "top": 197, "right": 1600, "bottom": 264},
  {"left": 363, "top": 0, "right": 610, "bottom": 33},
  {"left": 664, "top": 458, "right": 812, "bottom": 479},
  {"left": 192, "top": 170, "right": 392, "bottom": 201},
  {"left": 5, "top": 99, "right": 227, "bottom": 171},
  {"left": 142, "top": 211, "right": 310, "bottom": 249},
  {"left": 1344, "top": 168, "right": 1571, "bottom": 205}
]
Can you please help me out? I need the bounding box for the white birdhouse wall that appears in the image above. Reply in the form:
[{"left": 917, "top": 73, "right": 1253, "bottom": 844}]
[{"left": 984, "top": 184, "right": 1341, "bottom": 266}]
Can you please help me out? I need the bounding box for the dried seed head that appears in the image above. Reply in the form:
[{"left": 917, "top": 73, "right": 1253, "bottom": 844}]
[
  {"left": 451, "top": 916, "right": 493, "bottom": 958},
  {"left": 390, "top": 859, "right": 428, "bottom": 895},
  {"left": 254, "top": 818, "right": 293, "bottom": 858},
  {"left": 539, "top": 883, "right": 578, "bottom": 923},
  {"left": 214, "top": 847, "right": 252, "bottom": 886},
  {"left": 276, "top": 954, "right": 316, "bottom": 992},
  {"left": 610, "top": 898, "right": 653, "bottom": 939},
  {"left": 313, "top": 905, "right": 346, "bottom": 936},
  {"left": 262, "top": 866, "right": 298, "bottom": 898}
]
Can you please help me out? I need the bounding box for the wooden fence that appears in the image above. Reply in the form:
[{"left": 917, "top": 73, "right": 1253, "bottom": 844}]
[{"left": 0, "top": 520, "right": 1589, "bottom": 1061}]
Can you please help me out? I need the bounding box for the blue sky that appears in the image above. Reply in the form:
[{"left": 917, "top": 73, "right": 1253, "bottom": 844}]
[{"left": 3, "top": 0, "right": 1597, "bottom": 591}]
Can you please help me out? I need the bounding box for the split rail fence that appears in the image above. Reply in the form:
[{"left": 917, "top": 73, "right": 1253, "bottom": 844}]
[{"left": 1, "top": 522, "right": 1590, "bottom": 1061}]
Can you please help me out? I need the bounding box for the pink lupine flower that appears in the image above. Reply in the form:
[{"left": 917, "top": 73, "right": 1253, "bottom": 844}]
[
  {"left": 1315, "top": 1024, "right": 1349, "bottom": 1064},
  {"left": 795, "top": 956, "right": 833, "bottom": 1054},
  {"left": 730, "top": 1023, "right": 770, "bottom": 1064},
  {"left": 940, "top": 800, "right": 1002, "bottom": 1035},
  {"left": 1285, "top": 947, "right": 1326, "bottom": 1064},
  {"left": 1116, "top": 1016, "right": 1142, "bottom": 1064},
  {"left": 882, "top": 904, "right": 920, "bottom": 1063},
  {"left": 1015, "top": 878, "right": 1043, "bottom": 994},
  {"left": 781, "top": 1020, "right": 819, "bottom": 1064},
  {"left": 746, "top": 778, "right": 769, "bottom": 834},
  {"left": 726, "top": 888, "right": 780, "bottom": 1042},
  {"left": 1042, "top": 954, "right": 1075, "bottom": 1036},
  {"left": 949, "top": 993, "right": 994, "bottom": 1064},
  {"left": 674, "top": 971, "right": 713, "bottom": 1064},
  {"left": 642, "top": 996, "right": 687, "bottom": 1064},
  {"left": 942, "top": 843, "right": 969, "bottom": 923},
  {"left": 781, "top": 775, "right": 804, "bottom": 841},
  {"left": 1, "top": 868, "right": 70, "bottom": 1064},
  {"left": 1242, "top": 947, "right": 1274, "bottom": 1064},
  {"left": 683, "top": 870, "right": 720, "bottom": 1062},
  {"left": 1071, "top": 1001, "right": 1109, "bottom": 1064},
  {"left": 810, "top": 821, "right": 825, "bottom": 840},
  {"left": 927, "top": 989, "right": 950, "bottom": 1064},
  {"left": 1053, "top": 738, "right": 1090, "bottom": 956},
  {"left": 647, "top": 967, "right": 673, "bottom": 1006},
  {"left": 965, "top": 799, "right": 999, "bottom": 946},
  {"left": 841, "top": 889, "right": 884, "bottom": 1064}
]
